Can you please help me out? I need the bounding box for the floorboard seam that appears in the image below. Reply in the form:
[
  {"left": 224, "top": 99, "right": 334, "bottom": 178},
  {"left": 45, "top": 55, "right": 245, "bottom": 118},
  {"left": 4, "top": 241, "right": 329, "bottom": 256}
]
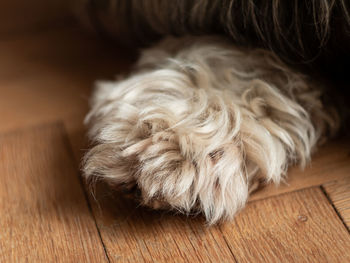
[
  {"left": 218, "top": 226, "right": 238, "bottom": 263},
  {"left": 61, "top": 121, "right": 111, "bottom": 263},
  {"left": 249, "top": 185, "right": 320, "bottom": 204},
  {"left": 320, "top": 185, "right": 350, "bottom": 234}
]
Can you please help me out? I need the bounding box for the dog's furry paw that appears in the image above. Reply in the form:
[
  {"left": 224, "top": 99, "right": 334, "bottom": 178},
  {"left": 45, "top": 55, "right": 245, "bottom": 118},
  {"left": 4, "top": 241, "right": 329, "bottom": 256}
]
[{"left": 83, "top": 36, "right": 338, "bottom": 224}]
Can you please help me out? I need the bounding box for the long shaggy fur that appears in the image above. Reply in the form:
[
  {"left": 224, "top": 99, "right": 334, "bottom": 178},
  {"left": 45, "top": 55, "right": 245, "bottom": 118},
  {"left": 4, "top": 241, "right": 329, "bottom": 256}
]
[
  {"left": 83, "top": 36, "right": 338, "bottom": 224},
  {"left": 78, "top": 0, "right": 350, "bottom": 82}
]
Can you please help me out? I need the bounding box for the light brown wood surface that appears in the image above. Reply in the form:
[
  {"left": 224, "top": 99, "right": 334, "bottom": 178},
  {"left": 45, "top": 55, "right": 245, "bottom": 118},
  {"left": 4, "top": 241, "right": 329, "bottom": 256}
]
[
  {"left": 90, "top": 184, "right": 236, "bottom": 262},
  {"left": 221, "top": 188, "right": 350, "bottom": 262},
  {"left": 0, "top": 27, "right": 349, "bottom": 262},
  {"left": 323, "top": 177, "right": 350, "bottom": 229},
  {"left": 0, "top": 123, "right": 107, "bottom": 262},
  {"left": 250, "top": 140, "right": 350, "bottom": 201}
]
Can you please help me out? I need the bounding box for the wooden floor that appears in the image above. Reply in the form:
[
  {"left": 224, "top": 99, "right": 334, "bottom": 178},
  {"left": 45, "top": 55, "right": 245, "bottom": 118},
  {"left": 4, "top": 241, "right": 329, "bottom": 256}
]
[{"left": 1, "top": 27, "right": 350, "bottom": 263}]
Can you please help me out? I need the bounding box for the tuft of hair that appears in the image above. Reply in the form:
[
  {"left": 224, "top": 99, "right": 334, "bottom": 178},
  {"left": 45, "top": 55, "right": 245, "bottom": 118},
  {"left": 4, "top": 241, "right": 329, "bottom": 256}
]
[{"left": 83, "top": 36, "right": 338, "bottom": 224}]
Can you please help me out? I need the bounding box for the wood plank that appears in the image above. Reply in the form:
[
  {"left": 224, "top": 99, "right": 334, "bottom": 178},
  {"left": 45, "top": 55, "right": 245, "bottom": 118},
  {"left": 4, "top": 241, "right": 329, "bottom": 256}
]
[
  {"left": 323, "top": 177, "right": 350, "bottom": 230},
  {"left": 251, "top": 139, "right": 350, "bottom": 201},
  {"left": 0, "top": 123, "right": 108, "bottom": 262},
  {"left": 89, "top": 183, "right": 236, "bottom": 262},
  {"left": 220, "top": 187, "right": 350, "bottom": 262}
]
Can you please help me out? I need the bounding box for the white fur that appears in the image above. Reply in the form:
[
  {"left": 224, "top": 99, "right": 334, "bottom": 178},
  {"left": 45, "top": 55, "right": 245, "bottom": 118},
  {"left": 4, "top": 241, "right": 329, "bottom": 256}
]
[{"left": 84, "top": 36, "right": 338, "bottom": 224}]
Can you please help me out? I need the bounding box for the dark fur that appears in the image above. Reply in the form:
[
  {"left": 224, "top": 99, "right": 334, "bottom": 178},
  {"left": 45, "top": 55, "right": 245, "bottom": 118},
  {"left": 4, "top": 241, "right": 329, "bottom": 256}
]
[{"left": 85, "top": 0, "right": 350, "bottom": 83}]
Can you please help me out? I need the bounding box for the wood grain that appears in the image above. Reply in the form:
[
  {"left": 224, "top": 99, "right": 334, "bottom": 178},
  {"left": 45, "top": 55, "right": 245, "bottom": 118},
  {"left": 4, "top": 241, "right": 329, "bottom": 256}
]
[
  {"left": 0, "top": 123, "right": 107, "bottom": 262},
  {"left": 323, "top": 177, "right": 350, "bottom": 230},
  {"left": 251, "top": 139, "right": 350, "bottom": 201},
  {"left": 221, "top": 187, "right": 350, "bottom": 262},
  {"left": 89, "top": 184, "right": 235, "bottom": 262}
]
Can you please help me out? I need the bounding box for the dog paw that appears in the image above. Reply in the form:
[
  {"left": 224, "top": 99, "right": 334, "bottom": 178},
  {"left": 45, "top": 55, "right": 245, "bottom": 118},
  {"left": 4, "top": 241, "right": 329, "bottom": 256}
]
[{"left": 83, "top": 36, "right": 337, "bottom": 223}]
